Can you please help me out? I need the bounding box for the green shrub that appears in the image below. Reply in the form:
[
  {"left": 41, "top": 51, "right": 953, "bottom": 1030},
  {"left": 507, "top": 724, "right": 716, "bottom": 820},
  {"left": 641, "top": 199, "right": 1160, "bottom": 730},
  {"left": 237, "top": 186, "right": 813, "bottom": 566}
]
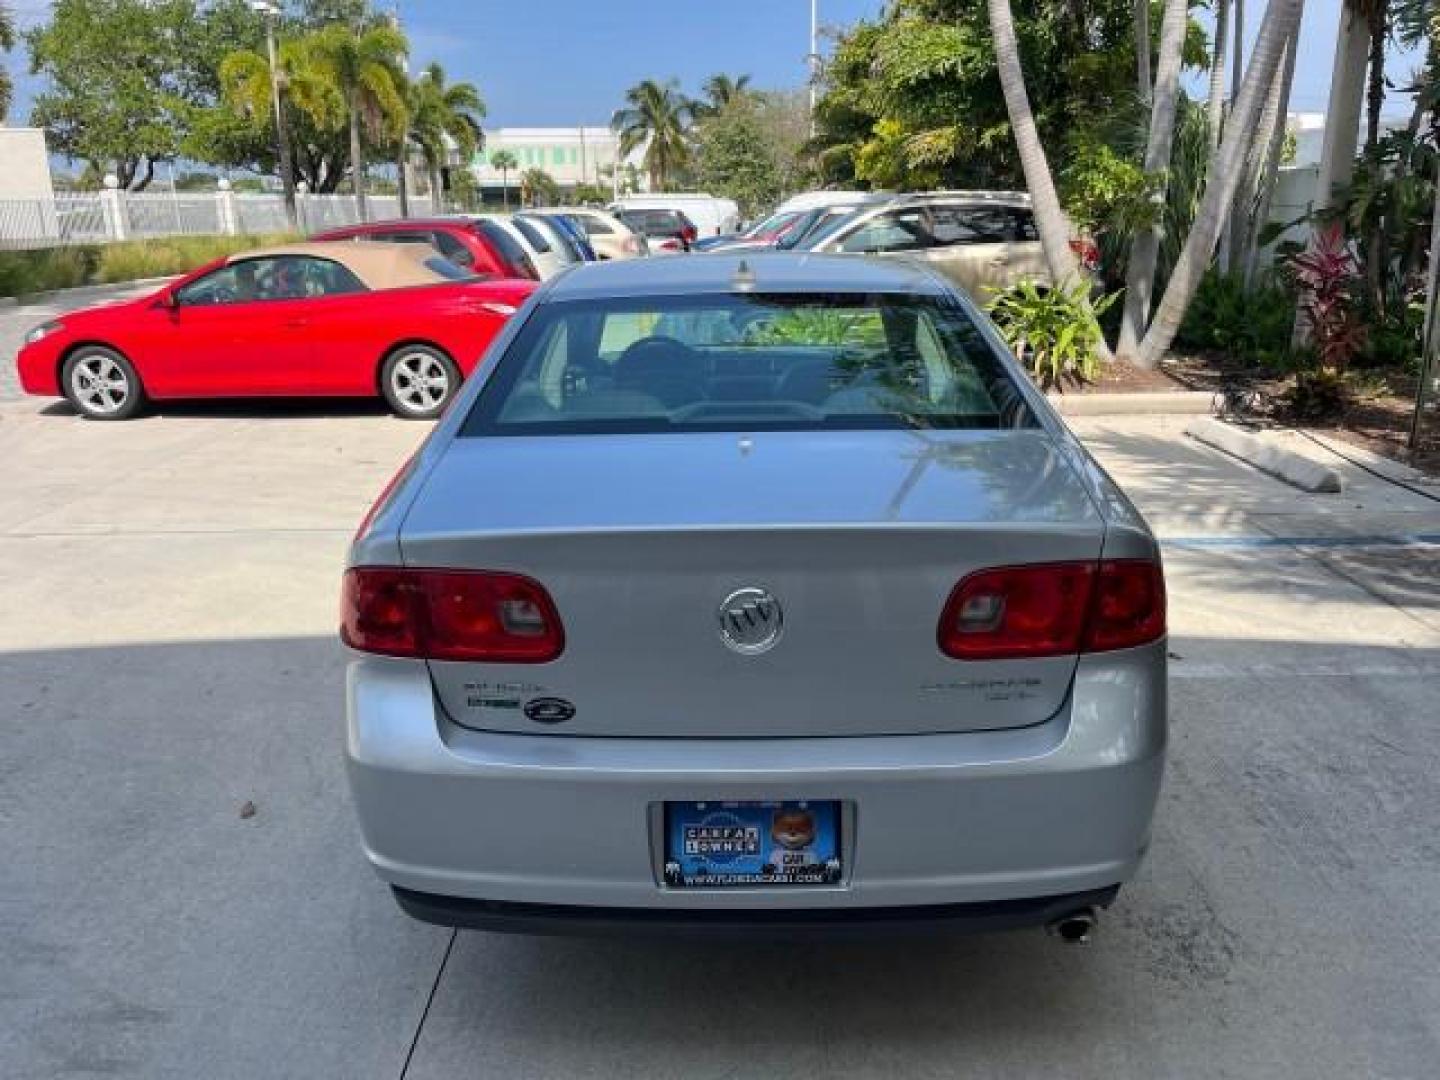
[
  {"left": 0, "top": 247, "right": 100, "bottom": 296},
  {"left": 986, "top": 279, "right": 1120, "bottom": 388},
  {"left": 0, "top": 233, "right": 299, "bottom": 298},
  {"left": 94, "top": 234, "right": 298, "bottom": 284},
  {"left": 1174, "top": 269, "right": 1296, "bottom": 368}
]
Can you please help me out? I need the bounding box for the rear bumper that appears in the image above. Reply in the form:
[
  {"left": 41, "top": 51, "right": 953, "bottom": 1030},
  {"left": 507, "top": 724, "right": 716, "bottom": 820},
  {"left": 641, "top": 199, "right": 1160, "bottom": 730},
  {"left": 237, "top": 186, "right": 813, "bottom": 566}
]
[
  {"left": 392, "top": 884, "right": 1120, "bottom": 938},
  {"left": 346, "top": 643, "right": 1166, "bottom": 919}
]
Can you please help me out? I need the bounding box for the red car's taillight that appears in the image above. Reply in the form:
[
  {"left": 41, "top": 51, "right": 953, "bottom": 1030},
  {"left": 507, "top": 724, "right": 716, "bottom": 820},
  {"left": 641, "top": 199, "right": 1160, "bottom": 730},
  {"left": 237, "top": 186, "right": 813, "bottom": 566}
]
[
  {"left": 938, "top": 560, "right": 1164, "bottom": 660},
  {"left": 1069, "top": 238, "right": 1101, "bottom": 272},
  {"left": 681, "top": 225, "right": 697, "bottom": 243},
  {"left": 341, "top": 567, "right": 565, "bottom": 663}
]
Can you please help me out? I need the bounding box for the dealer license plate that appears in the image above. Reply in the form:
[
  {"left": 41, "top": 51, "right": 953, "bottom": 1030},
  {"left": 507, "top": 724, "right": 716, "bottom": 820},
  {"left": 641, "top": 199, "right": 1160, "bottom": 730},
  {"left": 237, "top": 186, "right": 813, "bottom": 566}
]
[{"left": 662, "top": 800, "right": 842, "bottom": 888}]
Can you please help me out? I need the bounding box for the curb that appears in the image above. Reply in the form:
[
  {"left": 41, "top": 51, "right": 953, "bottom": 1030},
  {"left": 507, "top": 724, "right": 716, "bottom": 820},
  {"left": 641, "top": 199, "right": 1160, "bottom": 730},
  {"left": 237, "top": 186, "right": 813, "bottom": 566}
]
[
  {"left": 1047, "top": 390, "right": 1214, "bottom": 416},
  {"left": 1186, "top": 417, "right": 1344, "bottom": 493},
  {"left": 0, "top": 276, "right": 175, "bottom": 310}
]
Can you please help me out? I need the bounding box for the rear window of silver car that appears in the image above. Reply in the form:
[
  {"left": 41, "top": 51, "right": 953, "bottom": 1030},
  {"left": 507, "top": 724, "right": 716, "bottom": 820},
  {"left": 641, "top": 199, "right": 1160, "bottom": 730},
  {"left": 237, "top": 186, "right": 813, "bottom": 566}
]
[{"left": 461, "top": 292, "right": 1034, "bottom": 435}]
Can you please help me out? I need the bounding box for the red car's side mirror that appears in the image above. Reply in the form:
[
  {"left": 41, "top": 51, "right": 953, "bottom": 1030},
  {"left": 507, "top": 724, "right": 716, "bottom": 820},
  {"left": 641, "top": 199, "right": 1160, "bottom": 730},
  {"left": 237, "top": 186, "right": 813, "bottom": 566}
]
[{"left": 155, "top": 291, "right": 179, "bottom": 311}]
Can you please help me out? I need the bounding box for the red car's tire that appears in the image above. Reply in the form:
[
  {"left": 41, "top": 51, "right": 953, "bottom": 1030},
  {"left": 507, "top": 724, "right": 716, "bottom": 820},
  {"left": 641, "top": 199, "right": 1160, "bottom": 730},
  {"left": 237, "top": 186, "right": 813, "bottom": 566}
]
[
  {"left": 380, "top": 345, "right": 461, "bottom": 420},
  {"left": 61, "top": 346, "right": 147, "bottom": 421}
]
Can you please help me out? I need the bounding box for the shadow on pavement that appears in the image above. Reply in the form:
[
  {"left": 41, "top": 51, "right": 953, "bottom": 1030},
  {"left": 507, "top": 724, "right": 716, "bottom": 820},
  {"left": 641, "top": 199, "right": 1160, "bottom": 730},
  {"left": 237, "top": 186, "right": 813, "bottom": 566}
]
[{"left": 31, "top": 396, "right": 399, "bottom": 421}]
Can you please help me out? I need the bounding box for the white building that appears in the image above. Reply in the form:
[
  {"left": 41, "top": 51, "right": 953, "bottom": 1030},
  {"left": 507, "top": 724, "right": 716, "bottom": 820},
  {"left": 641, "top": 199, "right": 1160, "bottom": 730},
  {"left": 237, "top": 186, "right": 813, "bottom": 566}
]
[
  {"left": 472, "top": 127, "right": 648, "bottom": 198},
  {"left": 0, "top": 128, "right": 58, "bottom": 201}
]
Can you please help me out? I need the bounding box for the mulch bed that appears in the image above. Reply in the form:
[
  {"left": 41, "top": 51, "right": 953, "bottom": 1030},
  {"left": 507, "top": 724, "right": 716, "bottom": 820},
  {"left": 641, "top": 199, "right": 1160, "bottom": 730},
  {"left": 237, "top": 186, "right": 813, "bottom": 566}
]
[{"left": 1035, "top": 353, "right": 1440, "bottom": 475}]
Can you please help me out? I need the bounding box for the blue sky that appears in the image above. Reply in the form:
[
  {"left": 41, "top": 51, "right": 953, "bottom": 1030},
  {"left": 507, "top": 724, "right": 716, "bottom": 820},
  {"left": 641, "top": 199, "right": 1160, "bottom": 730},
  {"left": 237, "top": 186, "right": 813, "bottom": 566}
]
[{"left": 3, "top": 0, "right": 1425, "bottom": 131}]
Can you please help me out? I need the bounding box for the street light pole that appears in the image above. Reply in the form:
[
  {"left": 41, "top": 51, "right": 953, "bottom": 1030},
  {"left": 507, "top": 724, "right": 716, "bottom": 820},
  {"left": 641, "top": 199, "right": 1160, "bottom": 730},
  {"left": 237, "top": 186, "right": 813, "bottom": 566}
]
[
  {"left": 253, "top": 1, "right": 297, "bottom": 230},
  {"left": 809, "top": 0, "right": 819, "bottom": 135}
]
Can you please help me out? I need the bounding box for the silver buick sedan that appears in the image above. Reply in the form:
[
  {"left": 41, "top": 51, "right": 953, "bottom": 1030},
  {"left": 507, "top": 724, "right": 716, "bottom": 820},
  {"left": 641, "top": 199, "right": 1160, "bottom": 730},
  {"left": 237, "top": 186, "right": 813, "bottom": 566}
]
[{"left": 342, "top": 253, "right": 1166, "bottom": 940}]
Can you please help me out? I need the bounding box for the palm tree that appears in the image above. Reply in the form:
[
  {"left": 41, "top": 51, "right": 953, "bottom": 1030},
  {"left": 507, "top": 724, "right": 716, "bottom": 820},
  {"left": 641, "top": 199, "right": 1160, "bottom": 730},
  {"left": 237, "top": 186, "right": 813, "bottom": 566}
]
[
  {"left": 0, "top": 3, "right": 16, "bottom": 123},
  {"left": 696, "top": 73, "right": 751, "bottom": 116},
  {"left": 490, "top": 149, "right": 518, "bottom": 209},
  {"left": 1118, "top": 0, "right": 1190, "bottom": 359},
  {"left": 220, "top": 37, "right": 343, "bottom": 211},
  {"left": 984, "top": 0, "right": 1103, "bottom": 356},
  {"left": 1207, "top": 0, "right": 1231, "bottom": 154},
  {"left": 613, "top": 78, "right": 694, "bottom": 192},
  {"left": 519, "top": 167, "right": 559, "bottom": 207},
  {"left": 1241, "top": 24, "right": 1300, "bottom": 287},
  {"left": 1135, "top": 0, "right": 1305, "bottom": 368},
  {"left": 410, "top": 63, "right": 485, "bottom": 215},
  {"left": 306, "top": 22, "right": 408, "bottom": 220}
]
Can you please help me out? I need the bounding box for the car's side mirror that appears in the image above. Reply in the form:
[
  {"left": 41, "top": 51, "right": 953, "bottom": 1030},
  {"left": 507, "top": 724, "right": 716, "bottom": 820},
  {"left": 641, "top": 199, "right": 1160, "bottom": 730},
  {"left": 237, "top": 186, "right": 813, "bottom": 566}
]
[{"left": 156, "top": 291, "right": 179, "bottom": 311}]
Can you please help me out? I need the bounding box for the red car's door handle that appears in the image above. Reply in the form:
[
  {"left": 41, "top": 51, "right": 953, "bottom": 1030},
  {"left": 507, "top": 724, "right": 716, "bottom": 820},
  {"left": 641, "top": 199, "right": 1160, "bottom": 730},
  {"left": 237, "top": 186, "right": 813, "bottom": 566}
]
[{"left": 285, "top": 319, "right": 309, "bottom": 329}]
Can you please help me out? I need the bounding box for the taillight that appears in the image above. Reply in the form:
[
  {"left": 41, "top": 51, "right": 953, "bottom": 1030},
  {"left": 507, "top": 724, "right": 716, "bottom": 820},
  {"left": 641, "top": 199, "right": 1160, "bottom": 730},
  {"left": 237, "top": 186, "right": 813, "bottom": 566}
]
[
  {"left": 681, "top": 225, "right": 697, "bottom": 243},
  {"left": 938, "top": 560, "right": 1163, "bottom": 660},
  {"left": 341, "top": 567, "right": 565, "bottom": 663},
  {"left": 1083, "top": 560, "right": 1166, "bottom": 652},
  {"left": 939, "top": 563, "right": 1095, "bottom": 660},
  {"left": 1069, "top": 238, "right": 1100, "bottom": 272}
]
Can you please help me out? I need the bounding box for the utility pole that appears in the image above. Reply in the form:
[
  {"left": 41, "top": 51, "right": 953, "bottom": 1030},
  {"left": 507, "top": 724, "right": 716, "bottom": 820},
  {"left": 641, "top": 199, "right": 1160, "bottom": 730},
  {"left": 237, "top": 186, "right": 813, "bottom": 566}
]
[
  {"left": 809, "top": 0, "right": 819, "bottom": 135},
  {"left": 251, "top": 0, "right": 297, "bottom": 230}
]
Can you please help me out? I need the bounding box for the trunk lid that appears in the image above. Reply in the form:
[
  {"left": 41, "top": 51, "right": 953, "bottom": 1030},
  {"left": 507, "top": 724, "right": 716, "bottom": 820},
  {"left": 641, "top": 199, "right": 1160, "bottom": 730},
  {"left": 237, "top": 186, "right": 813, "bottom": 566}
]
[{"left": 400, "top": 429, "right": 1103, "bottom": 738}]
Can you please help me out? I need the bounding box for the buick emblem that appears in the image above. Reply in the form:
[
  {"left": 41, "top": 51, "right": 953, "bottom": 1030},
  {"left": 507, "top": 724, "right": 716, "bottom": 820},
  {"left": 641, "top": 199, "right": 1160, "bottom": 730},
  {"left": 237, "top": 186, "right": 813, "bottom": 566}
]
[{"left": 717, "top": 587, "right": 783, "bottom": 655}]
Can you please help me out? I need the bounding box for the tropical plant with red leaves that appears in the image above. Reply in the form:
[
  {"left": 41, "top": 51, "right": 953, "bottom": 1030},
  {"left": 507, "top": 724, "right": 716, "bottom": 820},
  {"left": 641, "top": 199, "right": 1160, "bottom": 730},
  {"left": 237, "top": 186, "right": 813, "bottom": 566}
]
[{"left": 1290, "top": 222, "right": 1367, "bottom": 374}]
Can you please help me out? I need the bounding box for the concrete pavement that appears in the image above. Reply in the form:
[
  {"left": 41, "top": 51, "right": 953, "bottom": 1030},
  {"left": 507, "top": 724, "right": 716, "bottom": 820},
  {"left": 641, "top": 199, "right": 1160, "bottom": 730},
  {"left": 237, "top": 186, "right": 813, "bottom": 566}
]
[{"left": 1, "top": 402, "right": 1437, "bottom": 1078}]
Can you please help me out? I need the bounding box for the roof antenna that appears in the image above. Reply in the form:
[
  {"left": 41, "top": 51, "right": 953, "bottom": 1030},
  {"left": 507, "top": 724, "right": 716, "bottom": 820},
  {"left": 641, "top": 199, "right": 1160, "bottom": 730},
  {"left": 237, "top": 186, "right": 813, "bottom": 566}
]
[{"left": 731, "top": 258, "right": 756, "bottom": 292}]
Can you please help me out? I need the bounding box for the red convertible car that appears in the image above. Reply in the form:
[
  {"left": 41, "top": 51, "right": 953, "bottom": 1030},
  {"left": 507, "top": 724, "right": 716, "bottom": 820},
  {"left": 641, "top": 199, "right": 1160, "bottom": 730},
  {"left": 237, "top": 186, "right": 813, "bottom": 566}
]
[{"left": 16, "top": 242, "right": 535, "bottom": 420}]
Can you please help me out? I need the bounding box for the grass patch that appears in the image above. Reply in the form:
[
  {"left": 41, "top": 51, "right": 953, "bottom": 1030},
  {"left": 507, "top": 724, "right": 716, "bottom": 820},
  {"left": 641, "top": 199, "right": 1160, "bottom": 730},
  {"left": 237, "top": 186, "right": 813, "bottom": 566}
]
[{"left": 0, "top": 234, "right": 299, "bottom": 299}]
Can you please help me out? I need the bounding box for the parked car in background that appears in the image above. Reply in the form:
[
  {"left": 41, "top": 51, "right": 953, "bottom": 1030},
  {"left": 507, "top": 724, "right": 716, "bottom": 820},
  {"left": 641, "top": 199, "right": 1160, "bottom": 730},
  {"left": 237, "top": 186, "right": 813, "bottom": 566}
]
[
  {"left": 527, "top": 212, "right": 597, "bottom": 262},
  {"left": 483, "top": 214, "right": 569, "bottom": 279},
  {"left": 17, "top": 243, "right": 534, "bottom": 421},
  {"left": 773, "top": 190, "right": 878, "bottom": 216},
  {"left": 800, "top": 192, "right": 1097, "bottom": 298},
  {"left": 693, "top": 209, "right": 806, "bottom": 252},
  {"left": 774, "top": 197, "right": 890, "bottom": 252},
  {"left": 529, "top": 207, "right": 649, "bottom": 261},
  {"left": 311, "top": 218, "right": 539, "bottom": 280},
  {"left": 610, "top": 193, "right": 740, "bottom": 237},
  {"left": 515, "top": 213, "right": 592, "bottom": 266},
  {"left": 341, "top": 252, "right": 1167, "bottom": 937},
  {"left": 615, "top": 208, "right": 698, "bottom": 254}
]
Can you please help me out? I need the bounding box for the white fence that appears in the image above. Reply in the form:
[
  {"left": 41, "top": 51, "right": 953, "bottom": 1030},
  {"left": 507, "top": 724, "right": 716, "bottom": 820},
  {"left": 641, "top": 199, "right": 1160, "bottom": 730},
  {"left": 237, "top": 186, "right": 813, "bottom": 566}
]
[{"left": 0, "top": 188, "right": 440, "bottom": 249}]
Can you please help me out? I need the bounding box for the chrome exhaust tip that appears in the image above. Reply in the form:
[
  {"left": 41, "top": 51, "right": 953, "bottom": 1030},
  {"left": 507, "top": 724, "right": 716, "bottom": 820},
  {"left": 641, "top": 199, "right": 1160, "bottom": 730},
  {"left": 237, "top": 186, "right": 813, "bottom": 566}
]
[{"left": 1047, "top": 907, "right": 1098, "bottom": 945}]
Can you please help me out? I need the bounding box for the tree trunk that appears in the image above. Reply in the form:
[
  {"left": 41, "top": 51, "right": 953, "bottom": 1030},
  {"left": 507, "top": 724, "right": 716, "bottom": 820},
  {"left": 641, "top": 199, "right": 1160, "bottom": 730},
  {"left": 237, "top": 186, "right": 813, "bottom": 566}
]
[
  {"left": 985, "top": 0, "right": 1083, "bottom": 287},
  {"left": 1231, "top": 20, "right": 1293, "bottom": 284},
  {"left": 1134, "top": 0, "right": 1152, "bottom": 102},
  {"left": 430, "top": 163, "right": 444, "bottom": 214},
  {"left": 501, "top": 167, "right": 509, "bottom": 210},
  {"left": 397, "top": 126, "right": 410, "bottom": 218},
  {"left": 1118, "top": 0, "right": 1190, "bottom": 359},
  {"left": 1296, "top": 2, "right": 1370, "bottom": 345},
  {"left": 1363, "top": 4, "right": 1389, "bottom": 317},
  {"left": 1136, "top": 0, "right": 1307, "bottom": 369},
  {"left": 1314, "top": 5, "right": 1370, "bottom": 214},
  {"left": 1207, "top": 0, "right": 1231, "bottom": 155},
  {"left": 133, "top": 158, "right": 156, "bottom": 192},
  {"left": 1243, "top": 23, "right": 1300, "bottom": 287},
  {"left": 349, "top": 102, "right": 368, "bottom": 221},
  {"left": 1364, "top": 5, "right": 1386, "bottom": 153},
  {"left": 1220, "top": 0, "right": 1247, "bottom": 271},
  {"left": 987, "top": 0, "right": 1112, "bottom": 363}
]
